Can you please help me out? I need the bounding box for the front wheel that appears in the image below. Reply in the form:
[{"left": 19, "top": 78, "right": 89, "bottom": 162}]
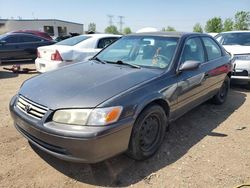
[
  {"left": 126, "top": 104, "right": 167, "bottom": 160},
  {"left": 211, "top": 76, "right": 230, "bottom": 105}
]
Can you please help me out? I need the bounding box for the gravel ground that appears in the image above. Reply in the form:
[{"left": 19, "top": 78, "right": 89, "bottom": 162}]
[{"left": 0, "top": 62, "right": 250, "bottom": 188}]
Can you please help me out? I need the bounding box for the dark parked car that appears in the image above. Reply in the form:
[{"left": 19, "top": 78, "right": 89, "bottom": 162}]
[
  {"left": 0, "top": 33, "right": 54, "bottom": 62},
  {"left": 10, "top": 32, "right": 232, "bottom": 163},
  {"left": 12, "top": 30, "right": 53, "bottom": 41}
]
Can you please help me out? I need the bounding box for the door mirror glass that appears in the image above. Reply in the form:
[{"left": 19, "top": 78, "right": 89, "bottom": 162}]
[{"left": 179, "top": 60, "right": 200, "bottom": 71}]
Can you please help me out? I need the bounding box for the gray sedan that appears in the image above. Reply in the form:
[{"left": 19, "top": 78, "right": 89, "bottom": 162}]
[{"left": 10, "top": 32, "right": 232, "bottom": 163}]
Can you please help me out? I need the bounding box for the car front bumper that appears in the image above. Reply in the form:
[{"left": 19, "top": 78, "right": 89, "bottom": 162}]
[
  {"left": 231, "top": 60, "right": 250, "bottom": 84},
  {"left": 9, "top": 96, "right": 134, "bottom": 163}
]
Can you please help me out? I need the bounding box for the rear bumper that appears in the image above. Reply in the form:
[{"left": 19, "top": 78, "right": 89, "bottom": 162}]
[
  {"left": 35, "top": 58, "right": 70, "bottom": 73},
  {"left": 10, "top": 96, "right": 134, "bottom": 163}
]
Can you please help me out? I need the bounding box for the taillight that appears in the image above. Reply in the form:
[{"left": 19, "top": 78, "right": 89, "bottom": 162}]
[
  {"left": 51, "top": 50, "right": 63, "bottom": 61},
  {"left": 37, "top": 50, "right": 41, "bottom": 58}
]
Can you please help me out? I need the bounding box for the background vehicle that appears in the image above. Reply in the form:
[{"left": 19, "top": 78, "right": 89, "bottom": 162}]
[
  {"left": 12, "top": 30, "right": 53, "bottom": 41},
  {"left": 207, "top": 33, "right": 218, "bottom": 37},
  {"left": 54, "top": 32, "right": 80, "bottom": 42},
  {"left": 0, "top": 33, "right": 54, "bottom": 62},
  {"left": 35, "top": 34, "right": 121, "bottom": 72},
  {"left": 215, "top": 31, "right": 250, "bottom": 88},
  {"left": 10, "top": 32, "right": 232, "bottom": 163}
]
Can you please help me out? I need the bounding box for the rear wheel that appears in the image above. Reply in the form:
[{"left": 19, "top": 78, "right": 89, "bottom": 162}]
[
  {"left": 126, "top": 104, "right": 167, "bottom": 160},
  {"left": 211, "top": 76, "right": 230, "bottom": 105},
  {"left": 244, "top": 82, "right": 250, "bottom": 90}
]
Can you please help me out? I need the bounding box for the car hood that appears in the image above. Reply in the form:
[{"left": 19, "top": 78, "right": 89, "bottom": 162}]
[
  {"left": 19, "top": 62, "right": 161, "bottom": 109},
  {"left": 223, "top": 45, "right": 250, "bottom": 55}
]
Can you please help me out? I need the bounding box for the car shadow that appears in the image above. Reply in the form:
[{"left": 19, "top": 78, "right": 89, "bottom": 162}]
[
  {"left": 0, "top": 70, "right": 18, "bottom": 79},
  {"left": 30, "top": 89, "right": 246, "bottom": 187}
]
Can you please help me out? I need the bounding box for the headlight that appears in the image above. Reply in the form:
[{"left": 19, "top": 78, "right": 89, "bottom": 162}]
[
  {"left": 52, "top": 106, "right": 123, "bottom": 126},
  {"left": 233, "top": 54, "right": 250, "bottom": 61},
  {"left": 53, "top": 109, "right": 91, "bottom": 125}
]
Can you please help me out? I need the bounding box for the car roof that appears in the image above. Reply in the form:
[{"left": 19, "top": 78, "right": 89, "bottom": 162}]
[
  {"left": 219, "top": 30, "right": 250, "bottom": 34},
  {"left": 127, "top": 31, "right": 209, "bottom": 38},
  {"left": 82, "top": 34, "right": 122, "bottom": 38},
  {"left": 6, "top": 32, "right": 45, "bottom": 38}
]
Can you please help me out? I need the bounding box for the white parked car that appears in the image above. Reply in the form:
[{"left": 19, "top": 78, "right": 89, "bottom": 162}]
[
  {"left": 215, "top": 31, "right": 250, "bottom": 88},
  {"left": 35, "top": 34, "right": 121, "bottom": 72}
]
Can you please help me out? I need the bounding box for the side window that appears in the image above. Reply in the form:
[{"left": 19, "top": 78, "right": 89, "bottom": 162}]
[
  {"left": 202, "top": 37, "right": 222, "bottom": 61},
  {"left": 20, "top": 36, "right": 42, "bottom": 43},
  {"left": 97, "top": 37, "right": 118, "bottom": 49},
  {"left": 5, "top": 36, "right": 21, "bottom": 43},
  {"left": 180, "top": 37, "right": 205, "bottom": 63}
]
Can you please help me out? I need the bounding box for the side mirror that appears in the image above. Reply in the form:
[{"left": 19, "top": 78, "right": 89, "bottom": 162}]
[
  {"left": 0, "top": 40, "right": 6, "bottom": 45},
  {"left": 178, "top": 60, "right": 200, "bottom": 72}
]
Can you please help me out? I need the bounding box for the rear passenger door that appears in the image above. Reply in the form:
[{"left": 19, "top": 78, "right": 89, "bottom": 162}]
[
  {"left": 19, "top": 35, "right": 46, "bottom": 59},
  {"left": 200, "top": 37, "right": 228, "bottom": 94}
]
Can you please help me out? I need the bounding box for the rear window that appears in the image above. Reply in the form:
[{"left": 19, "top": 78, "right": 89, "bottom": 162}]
[{"left": 57, "top": 35, "right": 90, "bottom": 46}]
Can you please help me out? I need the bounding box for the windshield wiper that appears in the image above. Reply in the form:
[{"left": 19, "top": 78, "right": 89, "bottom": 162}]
[
  {"left": 90, "top": 57, "right": 106, "bottom": 64},
  {"left": 113, "top": 60, "right": 141, "bottom": 69}
]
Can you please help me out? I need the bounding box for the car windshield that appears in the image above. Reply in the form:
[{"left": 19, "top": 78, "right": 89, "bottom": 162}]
[
  {"left": 216, "top": 33, "right": 250, "bottom": 46},
  {"left": 96, "top": 36, "right": 179, "bottom": 69},
  {"left": 56, "top": 35, "right": 90, "bottom": 46}
]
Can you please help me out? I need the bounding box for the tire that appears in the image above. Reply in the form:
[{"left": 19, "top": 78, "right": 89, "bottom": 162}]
[
  {"left": 126, "top": 104, "right": 168, "bottom": 160},
  {"left": 244, "top": 82, "right": 250, "bottom": 90},
  {"left": 211, "top": 76, "right": 230, "bottom": 105}
]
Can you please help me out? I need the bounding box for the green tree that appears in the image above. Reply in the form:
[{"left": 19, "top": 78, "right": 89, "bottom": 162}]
[
  {"left": 105, "top": 25, "right": 120, "bottom": 34},
  {"left": 123, "top": 27, "right": 132, "bottom": 34},
  {"left": 234, "top": 11, "right": 250, "bottom": 30},
  {"left": 205, "top": 17, "right": 223, "bottom": 33},
  {"left": 163, "top": 26, "right": 176, "bottom": 32},
  {"left": 88, "top": 23, "right": 96, "bottom": 33},
  {"left": 223, "top": 18, "right": 234, "bottom": 31},
  {"left": 193, "top": 23, "right": 203, "bottom": 33}
]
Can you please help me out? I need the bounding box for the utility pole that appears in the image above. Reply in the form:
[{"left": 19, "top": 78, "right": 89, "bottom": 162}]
[
  {"left": 118, "top": 16, "right": 124, "bottom": 33},
  {"left": 107, "top": 15, "right": 114, "bottom": 26}
]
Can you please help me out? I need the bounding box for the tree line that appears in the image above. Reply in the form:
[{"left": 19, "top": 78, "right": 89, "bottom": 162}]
[
  {"left": 193, "top": 11, "right": 250, "bottom": 33},
  {"left": 87, "top": 11, "right": 249, "bottom": 34}
]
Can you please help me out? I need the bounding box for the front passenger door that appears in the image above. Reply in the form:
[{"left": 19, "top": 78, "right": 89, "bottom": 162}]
[
  {"left": 0, "top": 36, "right": 22, "bottom": 60},
  {"left": 175, "top": 37, "right": 207, "bottom": 117}
]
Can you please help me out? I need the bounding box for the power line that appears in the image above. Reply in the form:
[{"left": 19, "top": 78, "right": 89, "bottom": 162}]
[
  {"left": 107, "top": 15, "right": 114, "bottom": 26},
  {"left": 118, "top": 16, "right": 124, "bottom": 33}
]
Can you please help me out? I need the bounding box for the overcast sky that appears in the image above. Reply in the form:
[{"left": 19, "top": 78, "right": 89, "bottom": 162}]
[{"left": 0, "top": 0, "right": 249, "bottom": 32}]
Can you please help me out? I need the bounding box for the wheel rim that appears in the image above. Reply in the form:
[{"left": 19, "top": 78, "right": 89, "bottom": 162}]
[{"left": 139, "top": 113, "right": 161, "bottom": 152}]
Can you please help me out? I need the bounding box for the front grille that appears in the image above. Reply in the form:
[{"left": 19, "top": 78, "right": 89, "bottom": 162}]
[{"left": 16, "top": 96, "right": 48, "bottom": 119}]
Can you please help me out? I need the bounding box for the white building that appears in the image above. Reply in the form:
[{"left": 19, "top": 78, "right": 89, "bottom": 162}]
[{"left": 0, "top": 19, "right": 84, "bottom": 37}]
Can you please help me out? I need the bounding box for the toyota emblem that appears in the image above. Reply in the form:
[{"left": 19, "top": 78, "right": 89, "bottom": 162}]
[{"left": 25, "top": 105, "right": 32, "bottom": 113}]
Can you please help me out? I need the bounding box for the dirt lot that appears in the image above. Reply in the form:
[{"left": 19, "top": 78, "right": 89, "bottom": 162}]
[{"left": 0, "top": 62, "right": 250, "bottom": 188}]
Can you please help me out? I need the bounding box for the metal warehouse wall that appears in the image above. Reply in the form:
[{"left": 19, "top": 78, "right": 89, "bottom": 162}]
[{"left": 0, "top": 19, "right": 84, "bottom": 37}]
